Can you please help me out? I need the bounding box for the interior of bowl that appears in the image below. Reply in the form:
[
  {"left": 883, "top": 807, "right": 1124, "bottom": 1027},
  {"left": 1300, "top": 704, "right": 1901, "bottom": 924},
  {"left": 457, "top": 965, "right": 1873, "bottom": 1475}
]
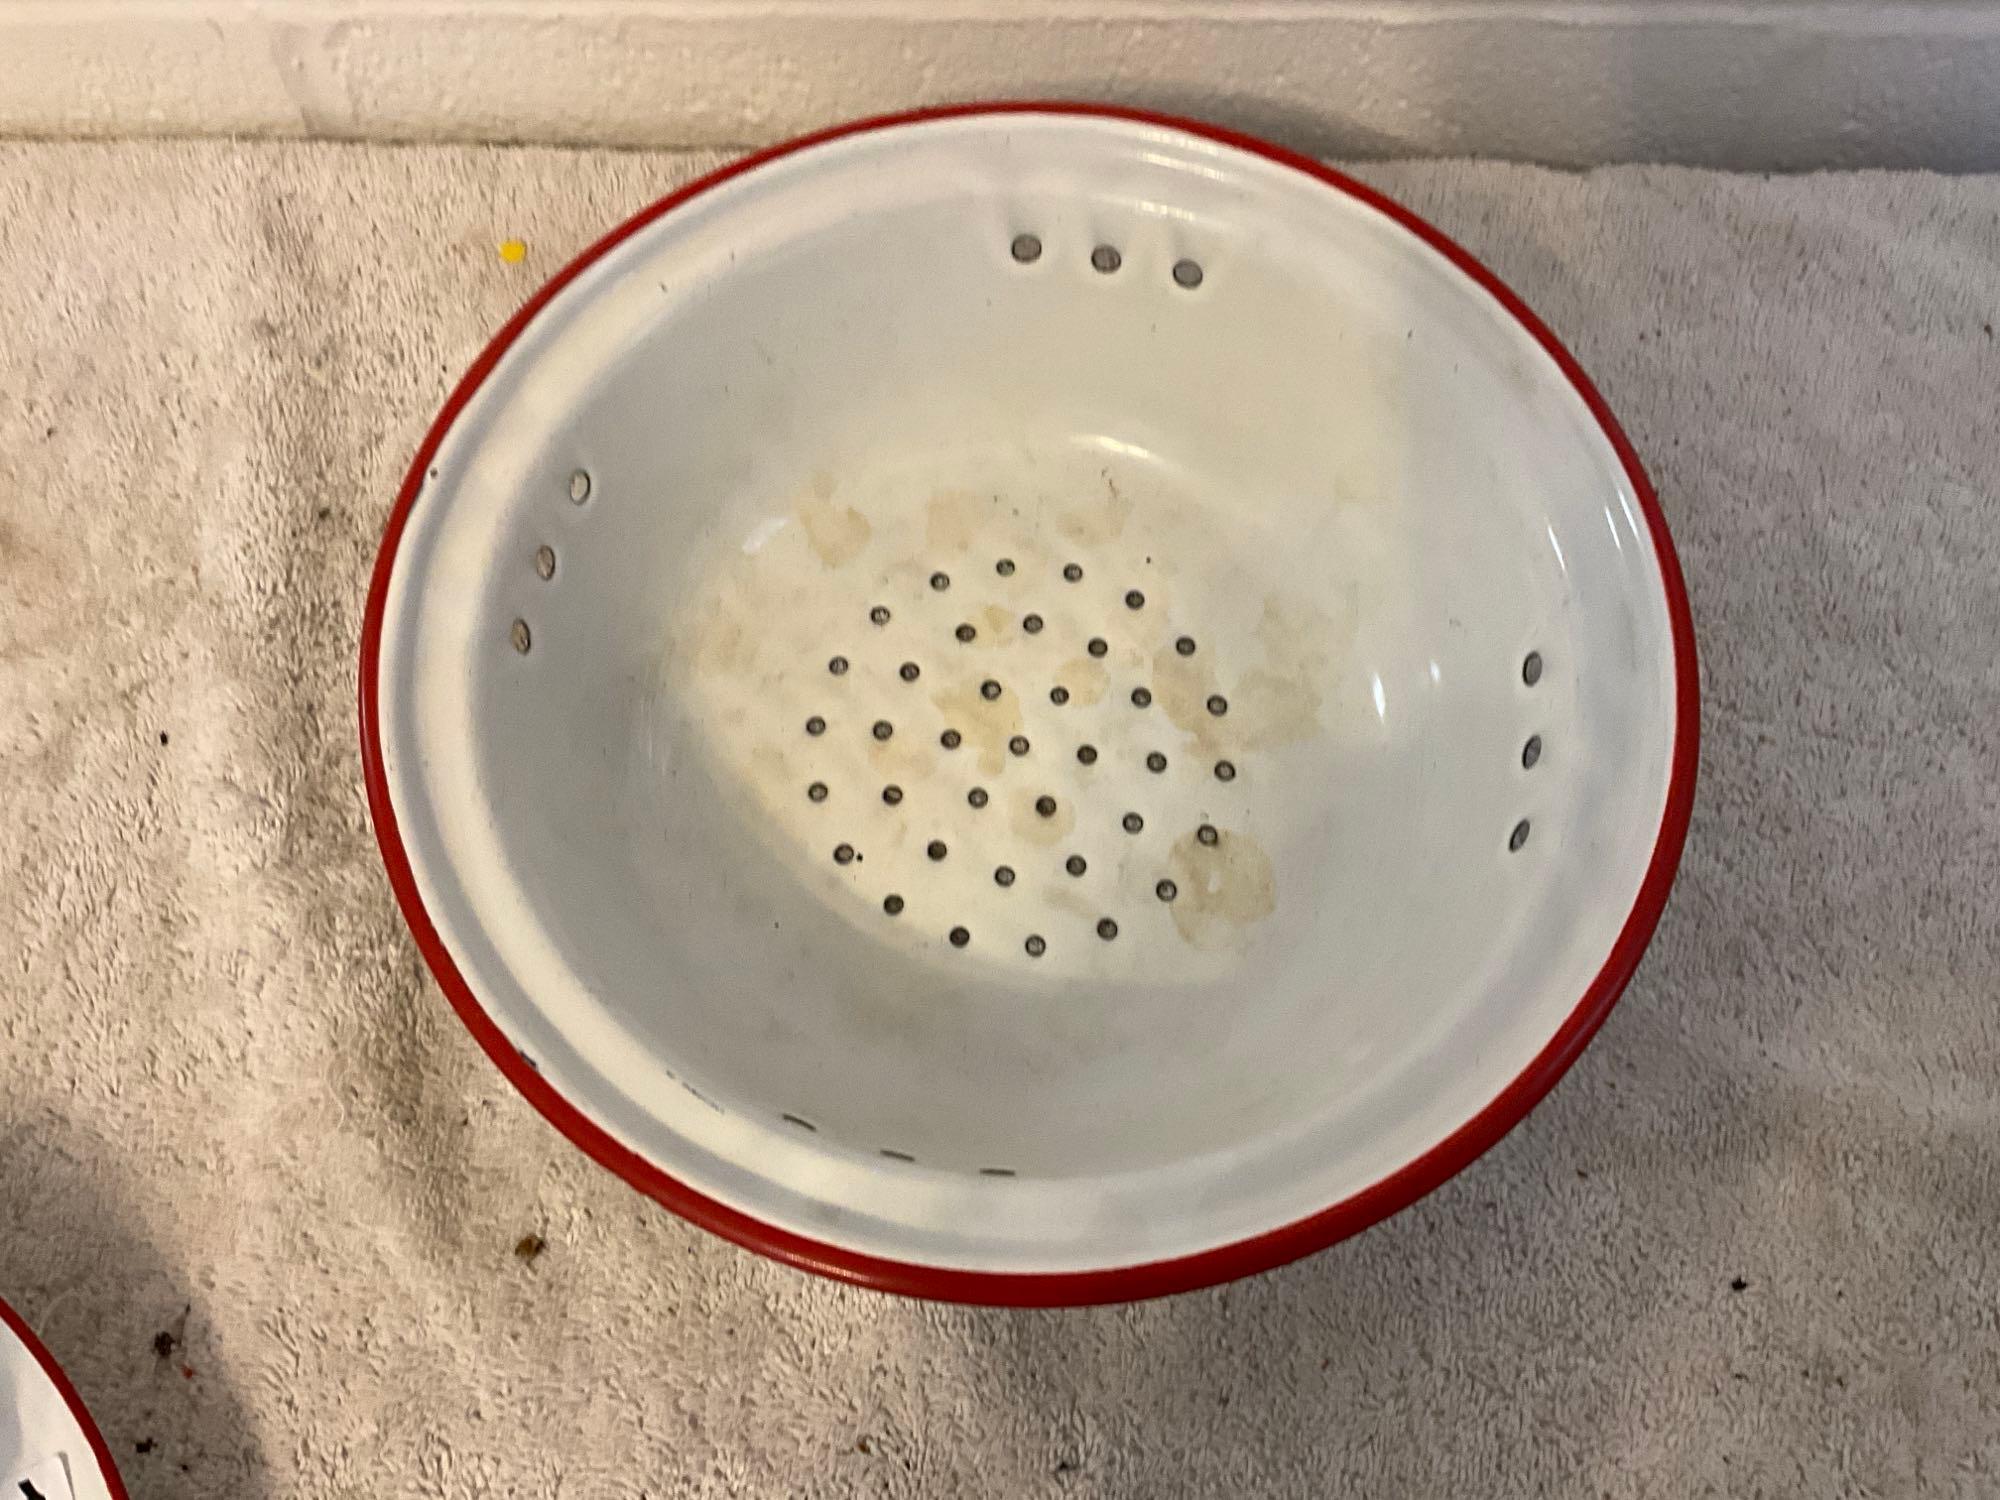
[{"left": 370, "top": 109, "right": 1689, "bottom": 1289}]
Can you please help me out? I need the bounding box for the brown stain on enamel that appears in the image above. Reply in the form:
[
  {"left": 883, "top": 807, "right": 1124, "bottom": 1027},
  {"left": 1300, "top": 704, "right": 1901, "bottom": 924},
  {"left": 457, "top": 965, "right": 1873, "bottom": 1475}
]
[
  {"left": 1230, "top": 667, "right": 1323, "bottom": 750},
  {"left": 1149, "top": 593, "right": 1337, "bottom": 758},
  {"left": 797, "top": 491, "right": 872, "bottom": 568},
  {"left": 1035, "top": 883, "right": 1099, "bottom": 922},
  {"left": 689, "top": 558, "right": 763, "bottom": 676},
  {"left": 931, "top": 677, "right": 1024, "bottom": 777},
  {"left": 1057, "top": 469, "right": 1135, "bottom": 546},
  {"left": 1054, "top": 656, "right": 1110, "bottom": 706},
  {"left": 1009, "top": 789, "right": 1077, "bottom": 847},
  {"left": 1237, "top": 595, "right": 1342, "bottom": 747},
  {"left": 1167, "top": 827, "right": 1277, "bottom": 948},
  {"left": 865, "top": 735, "right": 939, "bottom": 781},
  {"left": 926, "top": 490, "right": 989, "bottom": 552},
  {"left": 1150, "top": 645, "right": 1225, "bottom": 755},
  {"left": 695, "top": 607, "right": 758, "bottom": 676},
  {"left": 1258, "top": 593, "right": 1351, "bottom": 678}
]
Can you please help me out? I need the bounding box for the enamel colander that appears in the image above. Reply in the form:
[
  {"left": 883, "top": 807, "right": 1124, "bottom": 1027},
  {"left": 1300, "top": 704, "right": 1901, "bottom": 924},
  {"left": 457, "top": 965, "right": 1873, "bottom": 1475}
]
[{"left": 361, "top": 104, "right": 1697, "bottom": 1304}]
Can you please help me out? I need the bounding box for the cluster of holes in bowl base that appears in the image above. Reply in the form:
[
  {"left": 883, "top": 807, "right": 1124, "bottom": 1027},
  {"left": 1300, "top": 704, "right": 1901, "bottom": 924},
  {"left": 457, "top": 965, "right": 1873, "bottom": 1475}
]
[
  {"left": 802, "top": 554, "right": 1249, "bottom": 969},
  {"left": 1010, "top": 231, "right": 1203, "bottom": 290}
]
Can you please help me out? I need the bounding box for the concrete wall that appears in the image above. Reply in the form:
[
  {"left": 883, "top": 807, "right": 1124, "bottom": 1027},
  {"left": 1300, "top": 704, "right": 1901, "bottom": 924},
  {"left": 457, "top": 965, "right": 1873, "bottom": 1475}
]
[{"left": 4, "top": 1, "right": 1999, "bottom": 169}]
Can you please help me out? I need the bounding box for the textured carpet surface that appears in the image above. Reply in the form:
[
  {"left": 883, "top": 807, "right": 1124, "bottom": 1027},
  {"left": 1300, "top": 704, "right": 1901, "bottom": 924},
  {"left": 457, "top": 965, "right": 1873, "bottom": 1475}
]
[{"left": 1, "top": 140, "right": 1996, "bottom": 1499}]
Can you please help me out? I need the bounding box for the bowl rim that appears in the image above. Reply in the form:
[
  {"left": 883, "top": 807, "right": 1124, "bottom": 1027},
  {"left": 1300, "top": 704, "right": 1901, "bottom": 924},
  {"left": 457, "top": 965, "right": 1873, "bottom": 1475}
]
[
  {"left": 359, "top": 101, "right": 1700, "bottom": 1306},
  {"left": 1, "top": 1293, "right": 129, "bottom": 1499}
]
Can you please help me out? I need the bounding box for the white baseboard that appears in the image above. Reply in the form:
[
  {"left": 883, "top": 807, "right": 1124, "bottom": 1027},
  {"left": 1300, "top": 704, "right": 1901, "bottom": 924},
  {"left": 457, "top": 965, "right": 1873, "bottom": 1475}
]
[{"left": 4, "top": 1, "right": 1999, "bottom": 169}]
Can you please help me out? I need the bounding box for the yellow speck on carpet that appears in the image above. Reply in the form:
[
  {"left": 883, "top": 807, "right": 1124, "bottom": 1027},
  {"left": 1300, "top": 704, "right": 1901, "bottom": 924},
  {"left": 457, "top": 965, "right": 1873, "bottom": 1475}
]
[{"left": 498, "top": 238, "right": 527, "bottom": 263}]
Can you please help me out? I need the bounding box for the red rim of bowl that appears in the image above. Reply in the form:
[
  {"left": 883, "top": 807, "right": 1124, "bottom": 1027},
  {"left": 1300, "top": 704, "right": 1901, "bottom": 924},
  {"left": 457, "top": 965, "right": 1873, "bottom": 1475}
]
[
  {"left": 0, "top": 1295, "right": 129, "bottom": 1499},
  {"left": 359, "top": 101, "right": 1700, "bottom": 1306}
]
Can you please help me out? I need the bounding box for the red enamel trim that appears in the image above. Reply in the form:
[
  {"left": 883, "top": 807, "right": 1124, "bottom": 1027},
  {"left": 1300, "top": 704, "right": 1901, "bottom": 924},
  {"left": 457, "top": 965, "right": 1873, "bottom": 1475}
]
[
  {"left": 0, "top": 1295, "right": 129, "bottom": 1499},
  {"left": 360, "top": 102, "right": 1700, "bottom": 1306}
]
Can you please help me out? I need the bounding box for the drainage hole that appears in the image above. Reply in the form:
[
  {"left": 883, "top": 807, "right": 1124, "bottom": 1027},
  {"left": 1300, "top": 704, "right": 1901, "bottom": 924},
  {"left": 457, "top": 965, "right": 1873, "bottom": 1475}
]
[
  {"left": 996, "top": 557, "right": 1017, "bottom": 576},
  {"left": 1214, "top": 760, "right": 1237, "bottom": 782},
  {"left": 880, "top": 1148, "right": 916, "bottom": 1162},
  {"left": 1125, "top": 589, "right": 1145, "bottom": 610},
  {"left": 1172, "top": 258, "right": 1204, "bottom": 289},
  {"left": 1050, "top": 685, "right": 1071, "bottom": 705},
  {"left": 956, "top": 623, "right": 977, "bottom": 642},
  {"left": 805, "top": 715, "right": 826, "bottom": 736},
  {"left": 1087, "top": 637, "right": 1108, "bottom": 658},
  {"left": 568, "top": 469, "right": 591, "bottom": 503},
  {"left": 881, "top": 784, "right": 903, "bottom": 805},
  {"left": 1157, "top": 879, "right": 1179, "bottom": 902},
  {"left": 1207, "top": 694, "right": 1228, "bottom": 716},
  {"left": 1008, "top": 735, "right": 1031, "bottom": 757},
  {"left": 781, "top": 1113, "right": 817, "bottom": 1132},
  {"left": 980, "top": 679, "right": 1002, "bottom": 701},
  {"left": 1010, "top": 234, "right": 1042, "bottom": 264},
  {"left": 1122, "top": 811, "right": 1144, "bottom": 834},
  {"left": 1175, "top": 635, "right": 1196, "bottom": 656},
  {"left": 1023, "top": 613, "right": 1044, "bottom": 634},
  {"left": 949, "top": 926, "right": 971, "bottom": 948},
  {"left": 1076, "top": 744, "right": 1098, "bottom": 765},
  {"left": 883, "top": 893, "right": 905, "bottom": 915},
  {"left": 806, "top": 781, "right": 828, "bottom": 803},
  {"left": 1023, "top": 937, "right": 1045, "bottom": 960},
  {"left": 1131, "top": 686, "right": 1152, "bottom": 708},
  {"left": 940, "top": 728, "right": 962, "bottom": 749},
  {"left": 1063, "top": 562, "right": 1084, "bottom": 582},
  {"left": 1146, "top": 751, "right": 1168, "bottom": 773},
  {"left": 869, "top": 604, "right": 891, "bottom": 625},
  {"left": 994, "top": 865, "right": 1016, "bottom": 887},
  {"left": 1097, "top": 917, "right": 1119, "bottom": 940},
  {"left": 1522, "top": 734, "right": 1543, "bottom": 769},
  {"left": 1091, "top": 244, "right": 1122, "bottom": 274},
  {"left": 828, "top": 655, "right": 848, "bottom": 676},
  {"left": 967, "top": 787, "right": 989, "bottom": 809},
  {"left": 899, "top": 661, "right": 920, "bottom": 682},
  {"left": 927, "top": 840, "right": 948, "bottom": 861},
  {"left": 872, "top": 720, "right": 894, "bottom": 741},
  {"left": 1197, "top": 823, "right": 1220, "bottom": 846},
  {"left": 1065, "top": 855, "right": 1087, "bottom": 877},
  {"left": 1509, "top": 818, "right": 1532, "bottom": 851},
  {"left": 510, "top": 619, "right": 531, "bottom": 654},
  {"left": 1035, "top": 795, "right": 1058, "bottom": 818},
  {"left": 1523, "top": 651, "right": 1544, "bottom": 686},
  {"left": 833, "top": 843, "right": 856, "bottom": 865},
  {"left": 534, "top": 545, "right": 556, "bottom": 580}
]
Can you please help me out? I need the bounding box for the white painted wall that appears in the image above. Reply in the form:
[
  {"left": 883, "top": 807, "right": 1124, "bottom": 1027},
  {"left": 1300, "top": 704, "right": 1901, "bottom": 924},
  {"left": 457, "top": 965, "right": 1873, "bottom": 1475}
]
[{"left": 3, "top": 1, "right": 1998, "bottom": 169}]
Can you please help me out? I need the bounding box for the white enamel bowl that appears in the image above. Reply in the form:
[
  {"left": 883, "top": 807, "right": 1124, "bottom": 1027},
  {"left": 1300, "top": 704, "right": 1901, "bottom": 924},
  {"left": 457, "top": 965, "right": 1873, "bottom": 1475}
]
[
  {"left": 2, "top": 1296, "right": 125, "bottom": 1500},
  {"left": 362, "top": 105, "right": 1697, "bottom": 1304}
]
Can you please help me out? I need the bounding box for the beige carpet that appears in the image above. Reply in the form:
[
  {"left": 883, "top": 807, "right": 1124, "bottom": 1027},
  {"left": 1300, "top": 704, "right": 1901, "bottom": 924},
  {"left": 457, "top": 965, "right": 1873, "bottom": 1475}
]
[{"left": 2, "top": 140, "right": 1996, "bottom": 1498}]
